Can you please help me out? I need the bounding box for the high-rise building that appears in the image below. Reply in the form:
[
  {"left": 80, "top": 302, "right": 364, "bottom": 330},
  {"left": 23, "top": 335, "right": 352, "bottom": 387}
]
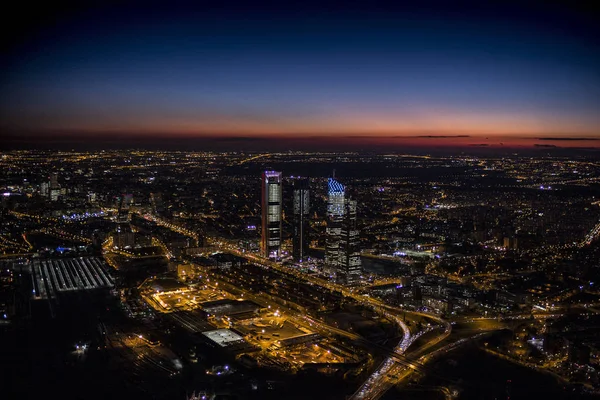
[
  {"left": 325, "top": 177, "right": 345, "bottom": 268},
  {"left": 325, "top": 176, "right": 362, "bottom": 285},
  {"left": 49, "top": 173, "right": 59, "bottom": 190},
  {"left": 113, "top": 223, "right": 135, "bottom": 249},
  {"left": 49, "top": 172, "right": 60, "bottom": 201},
  {"left": 261, "top": 171, "right": 282, "bottom": 258},
  {"left": 40, "top": 181, "right": 49, "bottom": 197},
  {"left": 292, "top": 178, "right": 310, "bottom": 262},
  {"left": 339, "top": 199, "right": 361, "bottom": 285}
]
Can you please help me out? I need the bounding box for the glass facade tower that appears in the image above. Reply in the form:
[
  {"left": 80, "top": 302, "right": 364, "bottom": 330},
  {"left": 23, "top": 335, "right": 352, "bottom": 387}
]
[
  {"left": 325, "top": 177, "right": 345, "bottom": 268},
  {"left": 339, "top": 199, "right": 361, "bottom": 285},
  {"left": 325, "top": 177, "right": 362, "bottom": 284},
  {"left": 261, "top": 171, "right": 283, "bottom": 258}
]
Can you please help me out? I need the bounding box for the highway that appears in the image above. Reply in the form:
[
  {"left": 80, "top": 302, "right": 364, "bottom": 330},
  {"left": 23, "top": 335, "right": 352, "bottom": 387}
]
[
  {"left": 354, "top": 329, "right": 495, "bottom": 400},
  {"left": 350, "top": 322, "right": 451, "bottom": 400},
  {"left": 581, "top": 219, "right": 600, "bottom": 247},
  {"left": 202, "top": 236, "right": 452, "bottom": 400},
  {"left": 147, "top": 218, "right": 452, "bottom": 400},
  {"left": 140, "top": 212, "right": 548, "bottom": 400},
  {"left": 350, "top": 325, "right": 421, "bottom": 400}
]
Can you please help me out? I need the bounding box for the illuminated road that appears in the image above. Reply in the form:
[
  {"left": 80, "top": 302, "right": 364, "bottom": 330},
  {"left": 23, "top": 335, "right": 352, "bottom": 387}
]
[
  {"left": 142, "top": 219, "right": 450, "bottom": 400},
  {"left": 200, "top": 236, "right": 453, "bottom": 400},
  {"left": 238, "top": 153, "right": 271, "bottom": 165},
  {"left": 141, "top": 213, "right": 200, "bottom": 243},
  {"left": 355, "top": 329, "right": 494, "bottom": 400},
  {"left": 350, "top": 322, "right": 451, "bottom": 400},
  {"left": 581, "top": 219, "right": 600, "bottom": 247}
]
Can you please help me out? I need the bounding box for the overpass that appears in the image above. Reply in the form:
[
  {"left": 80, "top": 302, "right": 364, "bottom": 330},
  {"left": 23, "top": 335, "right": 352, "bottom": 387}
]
[{"left": 202, "top": 237, "right": 450, "bottom": 400}]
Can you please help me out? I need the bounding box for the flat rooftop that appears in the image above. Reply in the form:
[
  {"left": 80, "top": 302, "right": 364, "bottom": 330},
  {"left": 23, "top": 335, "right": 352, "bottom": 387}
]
[
  {"left": 202, "top": 329, "right": 246, "bottom": 347},
  {"left": 31, "top": 257, "right": 114, "bottom": 299}
]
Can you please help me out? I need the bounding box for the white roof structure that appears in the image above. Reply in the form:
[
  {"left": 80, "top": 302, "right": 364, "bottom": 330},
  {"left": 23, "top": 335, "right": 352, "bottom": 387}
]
[{"left": 202, "top": 329, "right": 245, "bottom": 347}]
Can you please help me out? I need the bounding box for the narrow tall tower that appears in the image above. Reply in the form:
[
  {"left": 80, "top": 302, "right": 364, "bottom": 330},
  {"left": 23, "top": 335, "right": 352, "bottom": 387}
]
[
  {"left": 292, "top": 178, "right": 310, "bottom": 262},
  {"left": 49, "top": 173, "right": 59, "bottom": 190},
  {"left": 339, "top": 199, "right": 361, "bottom": 285},
  {"left": 49, "top": 172, "right": 60, "bottom": 201},
  {"left": 325, "top": 176, "right": 361, "bottom": 285},
  {"left": 325, "top": 177, "right": 345, "bottom": 269},
  {"left": 261, "top": 171, "right": 283, "bottom": 258}
]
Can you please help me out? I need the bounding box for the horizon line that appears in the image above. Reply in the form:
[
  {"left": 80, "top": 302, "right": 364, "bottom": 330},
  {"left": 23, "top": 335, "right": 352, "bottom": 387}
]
[{"left": 3, "top": 130, "right": 600, "bottom": 141}]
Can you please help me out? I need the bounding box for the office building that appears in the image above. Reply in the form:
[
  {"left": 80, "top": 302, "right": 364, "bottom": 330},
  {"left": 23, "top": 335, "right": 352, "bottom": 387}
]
[
  {"left": 49, "top": 173, "right": 59, "bottom": 190},
  {"left": 326, "top": 177, "right": 362, "bottom": 284},
  {"left": 40, "top": 181, "right": 49, "bottom": 197},
  {"left": 339, "top": 199, "right": 361, "bottom": 285},
  {"left": 113, "top": 223, "right": 135, "bottom": 249},
  {"left": 261, "top": 171, "right": 283, "bottom": 258},
  {"left": 292, "top": 177, "right": 310, "bottom": 262},
  {"left": 325, "top": 177, "right": 345, "bottom": 268},
  {"left": 49, "top": 172, "right": 60, "bottom": 201}
]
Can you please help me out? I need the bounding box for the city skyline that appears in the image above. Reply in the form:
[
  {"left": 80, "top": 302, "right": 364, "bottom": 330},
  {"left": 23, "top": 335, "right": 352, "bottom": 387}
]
[
  {"left": 2, "top": 149, "right": 600, "bottom": 399},
  {"left": 3, "top": 2, "right": 600, "bottom": 400}
]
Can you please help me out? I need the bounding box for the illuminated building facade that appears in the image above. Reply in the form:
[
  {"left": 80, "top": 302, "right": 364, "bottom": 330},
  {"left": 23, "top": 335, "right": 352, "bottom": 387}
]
[
  {"left": 261, "top": 171, "right": 283, "bottom": 258},
  {"left": 339, "top": 199, "right": 361, "bottom": 285},
  {"left": 49, "top": 172, "right": 60, "bottom": 201},
  {"left": 326, "top": 177, "right": 362, "bottom": 284},
  {"left": 326, "top": 177, "right": 345, "bottom": 268},
  {"left": 114, "top": 223, "right": 135, "bottom": 249}
]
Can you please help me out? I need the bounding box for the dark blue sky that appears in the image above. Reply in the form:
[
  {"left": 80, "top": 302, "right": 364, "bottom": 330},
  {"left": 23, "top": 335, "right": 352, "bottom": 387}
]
[{"left": 2, "top": 1, "right": 600, "bottom": 145}]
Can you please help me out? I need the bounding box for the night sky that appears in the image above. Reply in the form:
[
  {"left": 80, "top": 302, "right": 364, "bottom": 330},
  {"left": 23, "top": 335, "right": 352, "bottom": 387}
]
[{"left": 1, "top": 1, "right": 599, "bottom": 149}]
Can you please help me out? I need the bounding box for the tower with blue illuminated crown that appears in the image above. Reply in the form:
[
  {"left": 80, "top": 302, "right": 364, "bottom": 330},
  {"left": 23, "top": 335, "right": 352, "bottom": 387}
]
[{"left": 325, "top": 174, "right": 361, "bottom": 284}]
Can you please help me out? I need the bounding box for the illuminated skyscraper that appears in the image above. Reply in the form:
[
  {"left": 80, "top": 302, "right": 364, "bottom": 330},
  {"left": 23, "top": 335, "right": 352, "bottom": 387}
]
[
  {"left": 49, "top": 173, "right": 59, "bottom": 190},
  {"left": 339, "top": 199, "right": 361, "bottom": 285},
  {"left": 325, "top": 176, "right": 361, "bottom": 285},
  {"left": 325, "top": 177, "right": 345, "bottom": 268},
  {"left": 40, "top": 181, "right": 49, "bottom": 197},
  {"left": 292, "top": 178, "right": 310, "bottom": 262},
  {"left": 261, "top": 171, "right": 282, "bottom": 258},
  {"left": 49, "top": 172, "right": 60, "bottom": 201}
]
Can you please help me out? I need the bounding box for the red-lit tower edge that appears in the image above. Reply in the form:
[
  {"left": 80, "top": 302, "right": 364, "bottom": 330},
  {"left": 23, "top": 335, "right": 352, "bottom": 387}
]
[{"left": 261, "top": 171, "right": 282, "bottom": 259}]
